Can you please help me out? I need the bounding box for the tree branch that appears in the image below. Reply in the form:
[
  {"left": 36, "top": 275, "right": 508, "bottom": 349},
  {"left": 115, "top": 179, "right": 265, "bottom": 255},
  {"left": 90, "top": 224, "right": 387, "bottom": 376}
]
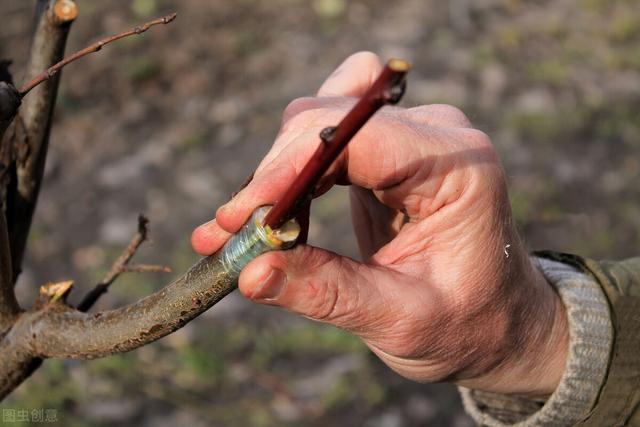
[
  {"left": 6, "top": 0, "right": 77, "bottom": 284},
  {"left": 0, "top": 253, "right": 232, "bottom": 399},
  {"left": 0, "top": 82, "right": 21, "bottom": 207},
  {"left": 0, "top": 207, "right": 20, "bottom": 332},
  {"left": 19, "top": 12, "right": 177, "bottom": 96},
  {"left": 0, "top": 82, "right": 20, "bottom": 143},
  {"left": 22, "top": 253, "right": 236, "bottom": 360}
]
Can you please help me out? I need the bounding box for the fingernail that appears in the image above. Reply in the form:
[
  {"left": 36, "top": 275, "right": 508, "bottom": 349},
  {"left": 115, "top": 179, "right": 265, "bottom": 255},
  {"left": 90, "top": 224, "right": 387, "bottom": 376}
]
[{"left": 251, "top": 268, "right": 287, "bottom": 300}]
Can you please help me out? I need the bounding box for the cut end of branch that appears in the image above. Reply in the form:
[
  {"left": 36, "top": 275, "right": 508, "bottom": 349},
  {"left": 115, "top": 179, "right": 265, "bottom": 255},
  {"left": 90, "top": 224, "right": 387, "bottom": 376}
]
[
  {"left": 53, "top": 0, "right": 78, "bottom": 25},
  {"left": 137, "top": 214, "right": 149, "bottom": 237},
  {"left": 38, "top": 280, "right": 74, "bottom": 304},
  {"left": 164, "top": 12, "right": 178, "bottom": 24},
  {"left": 387, "top": 58, "right": 411, "bottom": 73}
]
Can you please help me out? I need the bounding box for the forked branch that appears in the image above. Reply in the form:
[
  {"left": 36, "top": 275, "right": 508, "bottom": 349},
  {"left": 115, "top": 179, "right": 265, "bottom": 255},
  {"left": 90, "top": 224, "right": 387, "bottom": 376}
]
[{"left": 77, "top": 215, "right": 170, "bottom": 312}]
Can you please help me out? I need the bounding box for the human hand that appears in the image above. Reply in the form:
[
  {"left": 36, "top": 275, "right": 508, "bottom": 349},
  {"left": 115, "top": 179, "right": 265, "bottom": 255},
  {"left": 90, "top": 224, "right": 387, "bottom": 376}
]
[{"left": 191, "top": 52, "right": 569, "bottom": 397}]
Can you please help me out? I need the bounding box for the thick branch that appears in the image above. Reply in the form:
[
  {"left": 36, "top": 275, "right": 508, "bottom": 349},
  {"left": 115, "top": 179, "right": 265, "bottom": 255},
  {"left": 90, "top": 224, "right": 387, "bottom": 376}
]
[
  {"left": 10, "top": 252, "right": 238, "bottom": 361},
  {"left": 0, "top": 69, "right": 21, "bottom": 331},
  {"left": 0, "top": 341, "right": 41, "bottom": 400},
  {"left": 0, "top": 208, "right": 20, "bottom": 331},
  {"left": 6, "top": 0, "right": 77, "bottom": 283},
  {"left": 0, "top": 253, "right": 232, "bottom": 398},
  {"left": 19, "top": 12, "right": 177, "bottom": 96},
  {"left": 0, "top": 82, "right": 21, "bottom": 205}
]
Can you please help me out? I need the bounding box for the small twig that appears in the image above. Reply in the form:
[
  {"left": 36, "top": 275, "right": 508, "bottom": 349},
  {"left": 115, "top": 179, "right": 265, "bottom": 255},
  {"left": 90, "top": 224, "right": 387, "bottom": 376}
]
[
  {"left": 78, "top": 215, "right": 165, "bottom": 312},
  {"left": 19, "top": 12, "right": 177, "bottom": 96}
]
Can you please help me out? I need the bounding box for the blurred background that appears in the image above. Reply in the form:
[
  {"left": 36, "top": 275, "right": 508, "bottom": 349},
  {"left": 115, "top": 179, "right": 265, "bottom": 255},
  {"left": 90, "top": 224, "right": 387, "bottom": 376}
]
[{"left": 1, "top": 0, "right": 640, "bottom": 425}]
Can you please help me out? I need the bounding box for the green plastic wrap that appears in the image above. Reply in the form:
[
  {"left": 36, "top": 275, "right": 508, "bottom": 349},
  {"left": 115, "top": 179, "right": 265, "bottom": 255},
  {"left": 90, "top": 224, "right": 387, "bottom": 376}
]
[{"left": 219, "top": 206, "right": 300, "bottom": 281}]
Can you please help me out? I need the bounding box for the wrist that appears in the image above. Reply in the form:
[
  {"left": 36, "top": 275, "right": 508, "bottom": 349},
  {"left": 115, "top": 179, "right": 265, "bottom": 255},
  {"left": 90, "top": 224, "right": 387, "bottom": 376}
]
[
  {"left": 458, "top": 255, "right": 570, "bottom": 397},
  {"left": 517, "top": 263, "right": 570, "bottom": 397}
]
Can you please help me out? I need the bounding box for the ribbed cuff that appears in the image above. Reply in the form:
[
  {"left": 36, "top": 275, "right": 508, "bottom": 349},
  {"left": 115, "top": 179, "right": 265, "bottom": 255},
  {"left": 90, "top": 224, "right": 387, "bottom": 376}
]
[{"left": 460, "top": 257, "right": 613, "bottom": 427}]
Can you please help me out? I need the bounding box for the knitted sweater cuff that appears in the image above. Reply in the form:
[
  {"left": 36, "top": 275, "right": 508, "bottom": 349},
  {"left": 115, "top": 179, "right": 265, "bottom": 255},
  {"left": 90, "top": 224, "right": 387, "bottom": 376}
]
[{"left": 459, "top": 257, "right": 613, "bottom": 426}]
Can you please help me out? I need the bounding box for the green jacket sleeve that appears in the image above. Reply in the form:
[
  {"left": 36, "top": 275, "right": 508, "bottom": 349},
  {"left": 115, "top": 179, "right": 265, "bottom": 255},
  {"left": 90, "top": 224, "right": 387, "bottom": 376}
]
[{"left": 535, "top": 251, "right": 640, "bottom": 426}]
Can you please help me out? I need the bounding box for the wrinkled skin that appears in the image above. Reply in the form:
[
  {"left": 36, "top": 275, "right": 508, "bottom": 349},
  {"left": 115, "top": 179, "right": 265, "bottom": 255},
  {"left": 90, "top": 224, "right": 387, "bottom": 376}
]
[{"left": 192, "top": 52, "right": 568, "bottom": 397}]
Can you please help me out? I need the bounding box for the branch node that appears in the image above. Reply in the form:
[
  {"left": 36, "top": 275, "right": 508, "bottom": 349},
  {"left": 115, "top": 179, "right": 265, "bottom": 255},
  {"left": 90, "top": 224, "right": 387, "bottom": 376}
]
[{"left": 319, "top": 126, "right": 336, "bottom": 143}]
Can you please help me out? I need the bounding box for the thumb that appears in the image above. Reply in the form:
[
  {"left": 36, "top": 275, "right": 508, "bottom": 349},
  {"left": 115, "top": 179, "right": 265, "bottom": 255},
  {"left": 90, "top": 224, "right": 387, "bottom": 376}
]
[{"left": 238, "top": 244, "right": 399, "bottom": 334}]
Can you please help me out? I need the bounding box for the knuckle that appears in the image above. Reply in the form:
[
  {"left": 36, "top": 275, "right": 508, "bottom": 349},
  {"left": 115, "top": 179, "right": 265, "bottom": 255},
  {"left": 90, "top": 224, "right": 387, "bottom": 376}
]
[
  {"left": 405, "top": 104, "right": 472, "bottom": 127},
  {"left": 463, "top": 128, "right": 492, "bottom": 148},
  {"left": 434, "top": 104, "right": 472, "bottom": 127},
  {"left": 280, "top": 107, "right": 330, "bottom": 138},
  {"left": 457, "top": 128, "right": 501, "bottom": 168}
]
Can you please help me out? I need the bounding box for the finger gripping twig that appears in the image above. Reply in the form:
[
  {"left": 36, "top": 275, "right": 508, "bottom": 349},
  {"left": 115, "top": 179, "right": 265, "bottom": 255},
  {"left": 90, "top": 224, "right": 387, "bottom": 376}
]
[{"left": 262, "top": 58, "right": 411, "bottom": 229}]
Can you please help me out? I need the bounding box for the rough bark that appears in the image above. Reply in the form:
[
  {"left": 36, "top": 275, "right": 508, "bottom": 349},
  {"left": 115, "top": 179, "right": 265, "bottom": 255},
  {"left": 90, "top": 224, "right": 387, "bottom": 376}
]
[{"left": 7, "top": 0, "right": 76, "bottom": 283}]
